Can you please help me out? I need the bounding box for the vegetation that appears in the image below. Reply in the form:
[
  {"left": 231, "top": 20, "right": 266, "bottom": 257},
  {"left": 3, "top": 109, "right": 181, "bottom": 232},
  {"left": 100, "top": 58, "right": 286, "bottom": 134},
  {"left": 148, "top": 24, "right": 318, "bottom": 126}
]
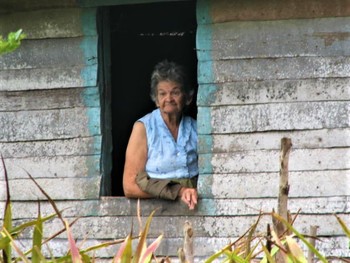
[
  {"left": 0, "top": 157, "right": 162, "bottom": 263},
  {"left": 0, "top": 156, "right": 349, "bottom": 262},
  {"left": 0, "top": 29, "right": 25, "bottom": 55}
]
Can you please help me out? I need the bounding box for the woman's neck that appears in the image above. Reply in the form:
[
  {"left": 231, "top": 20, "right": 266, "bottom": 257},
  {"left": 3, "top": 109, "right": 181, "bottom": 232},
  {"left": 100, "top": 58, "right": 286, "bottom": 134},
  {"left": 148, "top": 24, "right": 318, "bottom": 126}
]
[{"left": 161, "top": 112, "right": 182, "bottom": 140}]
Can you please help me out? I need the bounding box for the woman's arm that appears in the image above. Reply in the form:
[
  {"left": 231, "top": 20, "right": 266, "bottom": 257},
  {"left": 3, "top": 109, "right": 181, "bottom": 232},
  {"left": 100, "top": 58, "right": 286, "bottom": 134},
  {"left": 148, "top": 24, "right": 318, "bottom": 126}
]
[{"left": 123, "top": 122, "right": 152, "bottom": 198}]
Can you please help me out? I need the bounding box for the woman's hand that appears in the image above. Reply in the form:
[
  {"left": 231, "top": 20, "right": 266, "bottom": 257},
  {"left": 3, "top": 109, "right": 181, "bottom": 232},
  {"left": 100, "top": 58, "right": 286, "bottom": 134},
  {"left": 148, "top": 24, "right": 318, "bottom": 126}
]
[{"left": 179, "top": 187, "right": 198, "bottom": 210}]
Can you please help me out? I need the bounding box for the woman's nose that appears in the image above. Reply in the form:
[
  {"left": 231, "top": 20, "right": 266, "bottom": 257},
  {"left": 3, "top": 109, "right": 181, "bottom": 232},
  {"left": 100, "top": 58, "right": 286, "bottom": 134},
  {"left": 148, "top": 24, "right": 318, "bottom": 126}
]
[{"left": 165, "top": 93, "right": 173, "bottom": 101}]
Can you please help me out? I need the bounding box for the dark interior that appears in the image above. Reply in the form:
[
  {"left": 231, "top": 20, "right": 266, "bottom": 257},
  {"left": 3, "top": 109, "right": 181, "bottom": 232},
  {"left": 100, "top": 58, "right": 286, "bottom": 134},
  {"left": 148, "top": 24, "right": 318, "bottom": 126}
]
[{"left": 109, "top": 1, "right": 198, "bottom": 196}]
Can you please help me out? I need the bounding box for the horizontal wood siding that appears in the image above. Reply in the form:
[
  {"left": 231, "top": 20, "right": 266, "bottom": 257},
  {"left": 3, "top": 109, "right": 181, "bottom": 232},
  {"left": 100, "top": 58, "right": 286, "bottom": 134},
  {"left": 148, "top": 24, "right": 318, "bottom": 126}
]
[
  {"left": 0, "top": 7, "right": 101, "bottom": 201},
  {"left": 0, "top": 199, "right": 349, "bottom": 257},
  {"left": 0, "top": 0, "right": 349, "bottom": 260},
  {"left": 196, "top": 0, "right": 350, "bottom": 257}
]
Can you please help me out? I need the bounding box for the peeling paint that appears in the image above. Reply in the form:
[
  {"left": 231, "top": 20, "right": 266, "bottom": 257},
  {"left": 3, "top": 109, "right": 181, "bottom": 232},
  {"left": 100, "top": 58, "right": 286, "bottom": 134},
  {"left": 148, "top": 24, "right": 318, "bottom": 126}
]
[
  {"left": 313, "top": 32, "right": 350, "bottom": 46},
  {"left": 80, "top": 8, "right": 101, "bottom": 180}
]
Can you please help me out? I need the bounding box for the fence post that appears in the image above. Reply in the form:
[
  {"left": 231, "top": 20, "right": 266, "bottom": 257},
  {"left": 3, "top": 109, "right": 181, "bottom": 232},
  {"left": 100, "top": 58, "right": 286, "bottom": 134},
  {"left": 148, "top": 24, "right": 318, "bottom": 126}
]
[
  {"left": 273, "top": 137, "right": 292, "bottom": 263},
  {"left": 308, "top": 225, "right": 318, "bottom": 263}
]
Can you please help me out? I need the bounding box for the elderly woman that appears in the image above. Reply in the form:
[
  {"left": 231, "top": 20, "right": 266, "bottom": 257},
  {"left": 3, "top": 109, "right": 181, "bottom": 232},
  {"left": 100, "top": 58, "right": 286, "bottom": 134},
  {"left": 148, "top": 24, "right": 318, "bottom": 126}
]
[{"left": 123, "top": 60, "right": 198, "bottom": 210}]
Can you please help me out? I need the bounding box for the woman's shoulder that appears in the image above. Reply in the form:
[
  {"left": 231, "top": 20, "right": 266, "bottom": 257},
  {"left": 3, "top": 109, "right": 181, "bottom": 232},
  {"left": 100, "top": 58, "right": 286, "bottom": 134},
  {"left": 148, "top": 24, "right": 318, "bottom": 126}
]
[
  {"left": 138, "top": 109, "right": 159, "bottom": 123},
  {"left": 183, "top": 115, "right": 197, "bottom": 127}
]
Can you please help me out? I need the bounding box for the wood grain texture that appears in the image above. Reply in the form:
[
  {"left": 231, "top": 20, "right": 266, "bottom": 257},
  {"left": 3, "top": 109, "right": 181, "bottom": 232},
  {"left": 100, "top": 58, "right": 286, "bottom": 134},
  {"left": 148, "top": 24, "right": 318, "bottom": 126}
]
[
  {"left": 1, "top": 196, "right": 348, "bottom": 218},
  {"left": 197, "top": 78, "right": 350, "bottom": 106},
  {"left": 0, "top": 87, "right": 99, "bottom": 111},
  {"left": 197, "top": 17, "right": 350, "bottom": 61},
  {"left": 198, "top": 101, "right": 350, "bottom": 134},
  {"left": 0, "top": 65, "right": 98, "bottom": 91},
  {"left": 1, "top": 155, "right": 100, "bottom": 179},
  {"left": 198, "top": 128, "right": 350, "bottom": 154},
  {"left": 198, "top": 57, "right": 350, "bottom": 84},
  {"left": 0, "top": 37, "right": 97, "bottom": 70},
  {"left": 0, "top": 136, "right": 101, "bottom": 158},
  {"left": 198, "top": 170, "right": 350, "bottom": 198},
  {"left": 200, "top": 148, "right": 350, "bottom": 174},
  {"left": 199, "top": 0, "right": 350, "bottom": 24},
  {"left": 0, "top": 8, "right": 93, "bottom": 39},
  {"left": 0, "top": 0, "right": 77, "bottom": 13},
  {"left": 0, "top": 107, "right": 100, "bottom": 141},
  {"left": 13, "top": 213, "right": 350, "bottom": 239},
  {"left": 0, "top": 177, "right": 101, "bottom": 200}
]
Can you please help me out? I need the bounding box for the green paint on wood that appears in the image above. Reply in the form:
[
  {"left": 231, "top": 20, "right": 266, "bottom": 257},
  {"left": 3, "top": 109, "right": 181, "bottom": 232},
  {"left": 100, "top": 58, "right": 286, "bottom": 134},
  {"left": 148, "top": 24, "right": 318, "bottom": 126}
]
[
  {"left": 198, "top": 134, "right": 212, "bottom": 154},
  {"left": 198, "top": 153, "right": 213, "bottom": 174},
  {"left": 196, "top": 0, "right": 212, "bottom": 25},
  {"left": 80, "top": 7, "right": 101, "bottom": 179},
  {"left": 197, "top": 173, "right": 214, "bottom": 198},
  {"left": 81, "top": 8, "right": 97, "bottom": 36},
  {"left": 196, "top": 0, "right": 214, "bottom": 200},
  {"left": 197, "top": 84, "right": 217, "bottom": 105},
  {"left": 197, "top": 107, "right": 212, "bottom": 134}
]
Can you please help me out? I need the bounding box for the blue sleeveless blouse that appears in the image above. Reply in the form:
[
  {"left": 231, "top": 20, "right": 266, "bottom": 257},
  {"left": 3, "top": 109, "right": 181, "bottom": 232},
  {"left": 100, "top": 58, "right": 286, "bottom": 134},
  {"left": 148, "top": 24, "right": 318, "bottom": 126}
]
[{"left": 138, "top": 109, "right": 198, "bottom": 179}]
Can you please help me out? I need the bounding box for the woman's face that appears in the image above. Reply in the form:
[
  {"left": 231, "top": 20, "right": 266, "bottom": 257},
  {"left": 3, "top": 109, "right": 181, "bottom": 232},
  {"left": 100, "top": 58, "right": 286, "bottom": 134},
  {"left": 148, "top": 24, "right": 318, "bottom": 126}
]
[{"left": 156, "top": 80, "right": 186, "bottom": 115}]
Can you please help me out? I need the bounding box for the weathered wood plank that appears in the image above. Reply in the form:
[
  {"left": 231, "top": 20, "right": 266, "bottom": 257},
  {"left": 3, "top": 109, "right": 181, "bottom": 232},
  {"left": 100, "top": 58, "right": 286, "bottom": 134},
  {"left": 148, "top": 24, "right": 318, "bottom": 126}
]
[
  {"left": 0, "top": 155, "right": 100, "bottom": 179},
  {"left": 15, "top": 213, "right": 350, "bottom": 239},
  {"left": 0, "top": 8, "right": 97, "bottom": 39},
  {"left": 0, "top": 107, "right": 100, "bottom": 141},
  {"left": 79, "top": 0, "right": 187, "bottom": 7},
  {"left": 198, "top": 170, "right": 350, "bottom": 198},
  {"left": 197, "top": 0, "right": 350, "bottom": 24},
  {"left": 197, "top": 17, "right": 350, "bottom": 61},
  {"left": 1, "top": 196, "right": 348, "bottom": 219},
  {"left": 0, "top": 87, "right": 99, "bottom": 111},
  {"left": 197, "top": 78, "right": 350, "bottom": 106},
  {"left": 0, "top": 37, "right": 97, "bottom": 70},
  {"left": 0, "top": 177, "right": 101, "bottom": 201},
  {"left": 200, "top": 148, "right": 350, "bottom": 174},
  {"left": 198, "top": 102, "right": 349, "bottom": 134},
  {"left": 198, "top": 57, "right": 350, "bottom": 84},
  {"left": 0, "top": 65, "right": 98, "bottom": 91},
  {"left": 11, "top": 236, "right": 350, "bottom": 259},
  {"left": 198, "top": 128, "right": 350, "bottom": 154},
  {"left": 0, "top": 0, "right": 77, "bottom": 13},
  {"left": 0, "top": 136, "right": 101, "bottom": 158}
]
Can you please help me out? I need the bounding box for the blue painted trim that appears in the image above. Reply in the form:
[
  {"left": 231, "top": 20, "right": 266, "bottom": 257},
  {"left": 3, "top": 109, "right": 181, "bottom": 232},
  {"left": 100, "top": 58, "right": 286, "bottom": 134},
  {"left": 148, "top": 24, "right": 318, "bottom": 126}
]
[
  {"left": 197, "top": 84, "right": 217, "bottom": 105},
  {"left": 198, "top": 134, "right": 212, "bottom": 154},
  {"left": 197, "top": 106, "right": 212, "bottom": 135},
  {"left": 196, "top": 0, "right": 211, "bottom": 25},
  {"left": 197, "top": 169, "right": 214, "bottom": 198},
  {"left": 81, "top": 8, "right": 97, "bottom": 36},
  {"left": 80, "top": 8, "right": 102, "bottom": 177},
  {"left": 196, "top": 0, "right": 214, "bottom": 201},
  {"left": 198, "top": 153, "right": 213, "bottom": 174}
]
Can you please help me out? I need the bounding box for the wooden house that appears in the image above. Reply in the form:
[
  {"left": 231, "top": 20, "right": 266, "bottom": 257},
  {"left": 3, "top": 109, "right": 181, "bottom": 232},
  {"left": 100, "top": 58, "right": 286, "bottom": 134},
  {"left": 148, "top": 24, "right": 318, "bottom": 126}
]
[{"left": 0, "top": 0, "right": 349, "bottom": 260}]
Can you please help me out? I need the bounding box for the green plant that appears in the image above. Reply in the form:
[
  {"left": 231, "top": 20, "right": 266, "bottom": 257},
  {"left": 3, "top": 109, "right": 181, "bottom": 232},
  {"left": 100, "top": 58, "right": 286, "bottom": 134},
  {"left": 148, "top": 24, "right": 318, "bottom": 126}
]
[
  {"left": 0, "top": 157, "right": 163, "bottom": 262},
  {"left": 112, "top": 204, "right": 163, "bottom": 263},
  {"left": 0, "top": 29, "right": 26, "bottom": 55},
  {"left": 204, "top": 211, "right": 350, "bottom": 263}
]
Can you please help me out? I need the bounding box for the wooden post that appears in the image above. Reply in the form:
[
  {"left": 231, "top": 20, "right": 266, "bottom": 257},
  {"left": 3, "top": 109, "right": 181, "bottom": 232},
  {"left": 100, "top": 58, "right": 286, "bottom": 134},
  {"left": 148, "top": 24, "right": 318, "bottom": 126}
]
[
  {"left": 183, "top": 221, "right": 194, "bottom": 263},
  {"left": 276, "top": 137, "right": 292, "bottom": 234},
  {"left": 273, "top": 138, "right": 292, "bottom": 263},
  {"left": 308, "top": 226, "right": 318, "bottom": 263}
]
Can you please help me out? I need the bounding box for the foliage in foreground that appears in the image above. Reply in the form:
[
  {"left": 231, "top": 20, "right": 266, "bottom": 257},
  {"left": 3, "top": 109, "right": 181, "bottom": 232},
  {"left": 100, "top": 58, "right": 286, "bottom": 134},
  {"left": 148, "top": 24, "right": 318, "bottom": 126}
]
[
  {"left": 0, "top": 29, "right": 26, "bottom": 56},
  {"left": 1, "top": 155, "right": 350, "bottom": 262},
  {"left": 0, "top": 157, "right": 162, "bottom": 263}
]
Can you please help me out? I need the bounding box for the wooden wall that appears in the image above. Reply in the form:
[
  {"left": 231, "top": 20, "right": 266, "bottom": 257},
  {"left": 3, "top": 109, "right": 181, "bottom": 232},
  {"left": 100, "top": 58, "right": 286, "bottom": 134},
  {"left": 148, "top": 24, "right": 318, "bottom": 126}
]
[
  {"left": 0, "top": 5, "right": 101, "bottom": 201},
  {"left": 197, "top": 0, "right": 350, "bottom": 258},
  {"left": 0, "top": 0, "right": 349, "bottom": 261}
]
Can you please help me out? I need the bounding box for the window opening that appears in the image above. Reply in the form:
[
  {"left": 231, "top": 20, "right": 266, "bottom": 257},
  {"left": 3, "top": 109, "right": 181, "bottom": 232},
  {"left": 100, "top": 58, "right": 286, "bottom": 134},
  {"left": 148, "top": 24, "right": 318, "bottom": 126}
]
[{"left": 99, "top": 1, "right": 197, "bottom": 196}]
